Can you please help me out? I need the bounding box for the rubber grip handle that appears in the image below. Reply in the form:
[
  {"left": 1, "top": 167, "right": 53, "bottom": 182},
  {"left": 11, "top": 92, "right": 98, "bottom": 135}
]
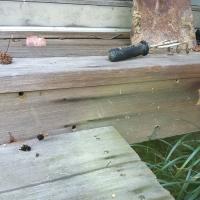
[
  {"left": 196, "top": 29, "right": 200, "bottom": 44},
  {"left": 108, "top": 40, "right": 149, "bottom": 62},
  {"left": 196, "top": 29, "right": 200, "bottom": 40}
]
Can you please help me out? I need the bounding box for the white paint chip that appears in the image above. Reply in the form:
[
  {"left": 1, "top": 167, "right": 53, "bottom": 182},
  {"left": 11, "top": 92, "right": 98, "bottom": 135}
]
[
  {"left": 46, "top": 174, "right": 50, "bottom": 180},
  {"left": 97, "top": 110, "right": 102, "bottom": 118},
  {"left": 108, "top": 100, "right": 113, "bottom": 105},
  {"left": 197, "top": 89, "right": 200, "bottom": 105}
]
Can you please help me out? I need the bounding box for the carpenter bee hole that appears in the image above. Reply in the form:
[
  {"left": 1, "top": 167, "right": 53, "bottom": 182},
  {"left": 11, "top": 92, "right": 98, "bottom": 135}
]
[
  {"left": 18, "top": 92, "right": 24, "bottom": 96},
  {"left": 175, "top": 79, "right": 180, "bottom": 83},
  {"left": 72, "top": 125, "right": 76, "bottom": 130},
  {"left": 18, "top": 92, "right": 25, "bottom": 98}
]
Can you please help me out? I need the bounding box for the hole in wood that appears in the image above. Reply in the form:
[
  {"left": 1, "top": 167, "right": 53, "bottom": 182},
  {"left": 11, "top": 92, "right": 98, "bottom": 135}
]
[
  {"left": 18, "top": 92, "right": 25, "bottom": 99},
  {"left": 72, "top": 125, "right": 76, "bottom": 130},
  {"left": 18, "top": 92, "right": 24, "bottom": 97}
]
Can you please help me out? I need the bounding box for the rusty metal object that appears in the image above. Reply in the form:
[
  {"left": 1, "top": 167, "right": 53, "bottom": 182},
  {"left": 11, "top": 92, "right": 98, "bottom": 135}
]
[{"left": 131, "top": 0, "right": 196, "bottom": 49}]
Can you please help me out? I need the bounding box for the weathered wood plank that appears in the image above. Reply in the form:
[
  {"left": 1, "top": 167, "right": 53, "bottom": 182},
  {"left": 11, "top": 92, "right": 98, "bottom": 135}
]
[
  {"left": 0, "top": 127, "right": 174, "bottom": 199},
  {"left": 0, "top": 127, "right": 140, "bottom": 192},
  {"left": 0, "top": 54, "right": 200, "bottom": 93},
  {"left": 1, "top": 39, "right": 131, "bottom": 57},
  {"left": 0, "top": 1, "right": 199, "bottom": 30},
  {"left": 1, "top": 0, "right": 198, "bottom": 7},
  {"left": 0, "top": 27, "right": 130, "bottom": 39},
  {"left": 0, "top": 3, "right": 199, "bottom": 39},
  {"left": 193, "top": 10, "right": 200, "bottom": 28},
  {"left": 0, "top": 0, "right": 198, "bottom": 8},
  {"left": 0, "top": 78, "right": 199, "bottom": 144},
  {"left": 1, "top": 0, "right": 133, "bottom": 7},
  {"left": 191, "top": 0, "right": 200, "bottom": 6},
  {"left": 0, "top": 2, "right": 132, "bottom": 27},
  {"left": 0, "top": 162, "right": 174, "bottom": 200}
]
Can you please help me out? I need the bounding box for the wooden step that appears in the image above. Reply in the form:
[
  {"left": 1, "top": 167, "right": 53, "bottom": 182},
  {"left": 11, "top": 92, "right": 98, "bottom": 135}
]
[{"left": 0, "top": 52, "right": 200, "bottom": 144}]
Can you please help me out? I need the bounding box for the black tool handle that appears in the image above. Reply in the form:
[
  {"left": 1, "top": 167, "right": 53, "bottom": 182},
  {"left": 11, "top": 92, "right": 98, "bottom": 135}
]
[
  {"left": 196, "top": 29, "right": 200, "bottom": 45},
  {"left": 108, "top": 40, "right": 149, "bottom": 62}
]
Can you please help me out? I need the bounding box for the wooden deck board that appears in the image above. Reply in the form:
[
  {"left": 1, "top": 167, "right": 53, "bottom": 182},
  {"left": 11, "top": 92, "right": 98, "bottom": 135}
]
[
  {"left": 0, "top": 78, "right": 199, "bottom": 144},
  {"left": 0, "top": 51, "right": 199, "bottom": 144},
  {"left": 0, "top": 53, "right": 200, "bottom": 93},
  {"left": 0, "top": 28, "right": 130, "bottom": 39},
  {"left": 1, "top": 39, "right": 131, "bottom": 58},
  {"left": 0, "top": 127, "right": 174, "bottom": 199}
]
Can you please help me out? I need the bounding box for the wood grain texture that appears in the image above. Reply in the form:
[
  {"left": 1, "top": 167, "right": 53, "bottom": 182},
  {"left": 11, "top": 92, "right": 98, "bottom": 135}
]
[
  {"left": 1, "top": 0, "right": 132, "bottom": 7},
  {"left": 193, "top": 10, "right": 200, "bottom": 28},
  {"left": 0, "top": 127, "right": 174, "bottom": 200},
  {"left": 0, "top": 29, "right": 130, "bottom": 39},
  {"left": 0, "top": 2, "right": 132, "bottom": 27},
  {"left": 0, "top": 78, "right": 199, "bottom": 144},
  {"left": 0, "top": 53, "right": 200, "bottom": 93},
  {"left": 1, "top": 39, "right": 131, "bottom": 57}
]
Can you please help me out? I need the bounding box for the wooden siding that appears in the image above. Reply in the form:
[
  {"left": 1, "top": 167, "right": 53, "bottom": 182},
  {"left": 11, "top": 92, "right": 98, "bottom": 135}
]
[
  {"left": 0, "top": 1, "right": 132, "bottom": 27},
  {"left": 192, "top": 7, "right": 200, "bottom": 28},
  {"left": 191, "top": 0, "right": 200, "bottom": 5},
  {"left": 0, "top": 0, "right": 199, "bottom": 28},
  {"left": 0, "top": 0, "right": 133, "bottom": 7}
]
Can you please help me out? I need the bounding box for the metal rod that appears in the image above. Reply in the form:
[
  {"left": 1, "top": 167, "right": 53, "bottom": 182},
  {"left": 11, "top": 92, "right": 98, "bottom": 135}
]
[{"left": 150, "top": 40, "right": 188, "bottom": 49}]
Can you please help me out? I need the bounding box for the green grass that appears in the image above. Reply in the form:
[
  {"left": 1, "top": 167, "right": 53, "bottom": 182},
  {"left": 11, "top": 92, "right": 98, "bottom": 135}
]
[{"left": 130, "top": 119, "right": 200, "bottom": 200}]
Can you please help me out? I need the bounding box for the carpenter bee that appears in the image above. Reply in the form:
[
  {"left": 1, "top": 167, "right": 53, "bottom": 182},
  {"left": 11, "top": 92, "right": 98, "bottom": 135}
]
[
  {"left": 19, "top": 144, "right": 31, "bottom": 151},
  {"left": 37, "top": 133, "right": 44, "bottom": 140}
]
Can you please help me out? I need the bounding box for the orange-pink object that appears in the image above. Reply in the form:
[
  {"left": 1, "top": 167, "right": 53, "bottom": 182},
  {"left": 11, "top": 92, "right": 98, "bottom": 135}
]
[
  {"left": 194, "top": 45, "right": 200, "bottom": 52},
  {"left": 26, "top": 36, "right": 46, "bottom": 46}
]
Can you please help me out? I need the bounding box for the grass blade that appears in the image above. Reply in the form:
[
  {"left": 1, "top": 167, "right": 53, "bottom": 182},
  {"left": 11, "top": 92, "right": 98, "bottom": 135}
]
[
  {"left": 187, "top": 186, "right": 200, "bottom": 200},
  {"left": 164, "top": 134, "right": 190, "bottom": 165},
  {"left": 176, "top": 146, "right": 200, "bottom": 176},
  {"left": 161, "top": 155, "right": 188, "bottom": 171}
]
